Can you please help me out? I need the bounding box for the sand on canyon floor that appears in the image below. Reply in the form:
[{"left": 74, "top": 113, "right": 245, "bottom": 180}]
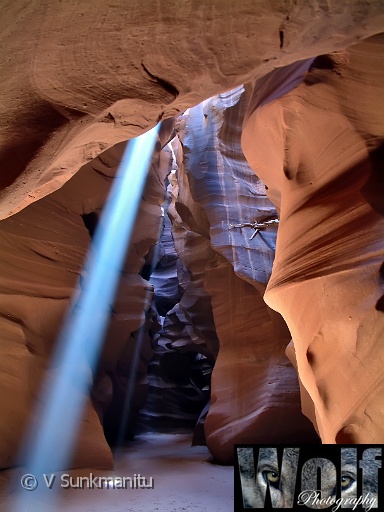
[{"left": 0, "top": 433, "right": 233, "bottom": 512}]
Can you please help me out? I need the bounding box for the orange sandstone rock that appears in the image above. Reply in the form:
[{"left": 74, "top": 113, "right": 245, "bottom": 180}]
[
  {"left": 1, "top": 1, "right": 384, "bottom": 218},
  {"left": 242, "top": 34, "right": 384, "bottom": 443},
  {"left": 0, "top": 137, "right": 170, "bottom": 469}
]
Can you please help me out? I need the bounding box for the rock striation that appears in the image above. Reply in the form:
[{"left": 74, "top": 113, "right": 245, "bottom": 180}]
[
  {"left": 242, "top": 34, "right": 384, "bottom": 443},
  {"left": 1, "top": 1, "right": 384, "bottom": 219},
  {"left": 172, "top": 89, "right": 318, "bottom": 463},
  {"left": 0, "top": 0, "right": 383, "bottom": 472},
  {"left": 0, "top": 130, "right": 172, "bottom": 469},
  {"left": 137, "top": 183, "right": 212, "bottom": 437}
]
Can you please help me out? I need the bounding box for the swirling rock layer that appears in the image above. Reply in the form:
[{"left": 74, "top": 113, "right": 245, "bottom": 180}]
[
  {"left": 1, "top": 1, "right": 384, "bottom": 218},
  {"left": 172, "top": 90, "right": 319, "bottom": 463},
  {"left": 0, "top": 0, "right": 384, "bottom": 471},
  {"left": 0, "top": 135, "right": 170, "bottom": 469},
  {"left": 138, "top": 184, "right": 212, "bottom": 436},
  {"left": 242, "top": 34, "right": 384, "bottom": 443}
]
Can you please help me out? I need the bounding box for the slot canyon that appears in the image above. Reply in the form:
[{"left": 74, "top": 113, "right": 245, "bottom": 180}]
[{"left": 0, "top": 1, "right": 383, "bottom": 511}]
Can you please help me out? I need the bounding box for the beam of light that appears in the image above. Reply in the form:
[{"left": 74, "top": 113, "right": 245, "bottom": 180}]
[
  {"left": 114, "top": 214, "right": 165, "bottom": 454},
  {"left": 14, "top": 124, "right": 160, "bottom": 505}
]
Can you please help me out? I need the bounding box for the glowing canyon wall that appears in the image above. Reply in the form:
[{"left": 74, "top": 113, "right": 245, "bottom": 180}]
[
  {"left": 0, "top": 1, "right": 384, "bottom": 469},
  {"left": 242, "top": 34, "right": 384, "bottom": 444},
  {"left": 172, "top": 90, "right": 319, "bottom": 463},
  {"left": 0, "top": 132, "right": 172, "bottom": 469}
]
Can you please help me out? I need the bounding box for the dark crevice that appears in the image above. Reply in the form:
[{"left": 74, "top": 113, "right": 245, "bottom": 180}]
[
  {"left": 106, "top": 112, "right": 115, "bottom": 122},
  {"left": 141, "top": 263, "right": 152, "bottom": 281},
  {"left": 0, "top": 101, "right": 69, "bottom": 190},
  {"left": 81, "top": 211, "right": 99, "bottom": 238},
  {"left": 309, "top": 54, "right": 336, "bottom": 71},
  {"left": 279, "top": 29, "right": 284, "bottom": 49},
  {"left": 141, "top": 61, "right": 179, "bottom": 98},
  {"left": 379, "top": 261, "right": 384, "bottom": 280},
  {"left": 376, "top": 261, "right": 384, "bottom": 312},
  {"left": 361, "top": 142, "right": 384, "bottom": 216},
  {"left": 376, "top": 295, "right": 384, "bottom": 312}
]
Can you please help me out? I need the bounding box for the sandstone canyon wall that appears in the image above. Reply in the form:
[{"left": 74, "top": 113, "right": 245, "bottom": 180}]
[
  {"left": 137, "top": 182, "right": 212, "bottom": 438},
  {"left": 171, "top": 89, "right": 318, "bottom": 464},
  {"left": 0, "top": 131, "right": 172, "bottom": 469},
  {"left": 242, "top": 34, "right": 384, "bottom": 444},
  {"left": 0, "top": 1, "right": 383, "bottom": 471},
  {"left": 1, "top": 1, "right": 384, "bottom": 219}
]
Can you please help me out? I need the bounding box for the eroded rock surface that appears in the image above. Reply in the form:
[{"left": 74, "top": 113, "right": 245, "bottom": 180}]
[
  {"left": 242, "top": 34, "right": 384, "bottom": 443},
  {"left": 0, "top": 131, "right": 171, "bottom": 469},
  {"left": 138, "top": 185, "right": 212, "bottom": 437},
  {"left": 1, "top": 1, "right": 384, "bottom": 218},
  {"left": 0, "top": 0, "right": 383, "bottom": 473},
  {"left": 173, "top": 90, "right": 318, "bottom": 463}
]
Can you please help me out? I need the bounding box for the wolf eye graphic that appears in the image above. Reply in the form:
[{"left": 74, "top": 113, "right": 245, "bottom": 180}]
[
  {"left": 341, "top": 475, "right": 355, "bottom": 491},
  {"left": 262, "top": 470, "right": 279, "bottom": 487}
]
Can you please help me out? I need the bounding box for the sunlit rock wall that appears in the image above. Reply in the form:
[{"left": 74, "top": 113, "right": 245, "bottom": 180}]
[
  {"left": 2, "top": 1, "right": 384, "bottom": 220},
  {"left": 0, "top": 132, "right": 171, "bottom": 469},
  {"left": 171, "top": 89, "right": 318, "bottom": 464},
  {"left": 166, "top": 137, "right": 220, "bottom": 361},
  {"left": 0, "top": 0, "right": 384, "bottom": 473},
  {"left": 242, "top": 34, "right": 384, "bottom": 443}
]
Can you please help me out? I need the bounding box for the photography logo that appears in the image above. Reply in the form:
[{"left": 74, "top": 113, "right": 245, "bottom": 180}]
[{"left": 234, "top": 445, "right": 382, "bottom": 510}]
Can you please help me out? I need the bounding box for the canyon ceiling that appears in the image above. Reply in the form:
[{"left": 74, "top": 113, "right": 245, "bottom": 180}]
[{"left": 0, "top": 0, "right": 384, "bottom": 469}]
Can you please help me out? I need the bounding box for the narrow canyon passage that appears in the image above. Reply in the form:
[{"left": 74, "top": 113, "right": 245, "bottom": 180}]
[{"left": 1, "top": 2, "right": 384, "bottom": 511}]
